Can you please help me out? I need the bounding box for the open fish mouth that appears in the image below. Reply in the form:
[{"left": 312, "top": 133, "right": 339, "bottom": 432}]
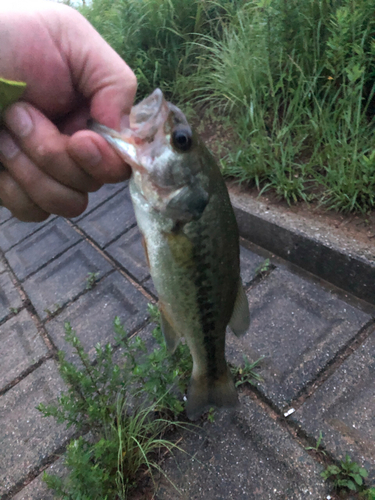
[{"left": 88, "top": 88, "right": 170, "bottom": 171}]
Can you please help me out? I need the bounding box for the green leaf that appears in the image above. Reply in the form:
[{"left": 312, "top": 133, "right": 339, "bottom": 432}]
[
  {"left": 353, "top": 474, "right": 363, "bottom": 486},
  {"left": 359, "top": 467, "right": 369, "bottom": 478},
  {"left": 0, "top": 78, "right": 27, "bottom": 116},
  {"left": 346, "top": 480, "right": 358, "bottom": 491}
]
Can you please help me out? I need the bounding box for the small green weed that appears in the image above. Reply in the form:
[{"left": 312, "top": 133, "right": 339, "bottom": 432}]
[
  {"left": 254, "top": 258, "right": 272, "bottom": 279},
  {"left": 38, "top": 309, "right": 193, "bottom": 499},
  {"left": 206, "top": 407, "right": 216, "bottom": 423},
  {"left": 361, "top": 488, "right": 375, "bottom": 500},
  {"left": 321, "top": 455, "right": 372, "bottom": 495},
  {"left": 232, "top": 355, "right": 264, "bottom": 387},
  {"left": 85, "top": 272, "right": 100, "bottom": 290},
  {"left": 305, "top": 430, "right": 326, "bottom": 455},
  {"left": 43, "top": 303, "right": 61, "bottom": 317}
]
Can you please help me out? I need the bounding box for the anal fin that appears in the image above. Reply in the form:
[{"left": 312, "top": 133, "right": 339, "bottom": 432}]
[{"left": 229, "top": 282, "right": 250, "bottom": 337}]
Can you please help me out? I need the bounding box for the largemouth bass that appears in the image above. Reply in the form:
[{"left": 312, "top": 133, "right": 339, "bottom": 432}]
[{"left": 90, "top": 89, "right": 250, "bottom": 419}]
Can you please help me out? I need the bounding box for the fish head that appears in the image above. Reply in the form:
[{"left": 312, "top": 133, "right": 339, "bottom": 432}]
[{"left": 90, "top": 89, "right": 210, "bottom": 223}]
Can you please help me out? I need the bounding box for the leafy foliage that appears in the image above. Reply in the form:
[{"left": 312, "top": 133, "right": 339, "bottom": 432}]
[
  {"left": 232, "top": 355, "right": 264, "bottom": 387},
  {"left": 321, "top": 455, "right": 373, "bottom": 495},
  {"left": 38, "top": 311, "right": 193, "bottom": 499}
]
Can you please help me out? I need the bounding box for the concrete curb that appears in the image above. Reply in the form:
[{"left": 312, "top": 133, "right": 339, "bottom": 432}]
[{"left": 229, "top": 189, "right": 375, "bottom": 305}]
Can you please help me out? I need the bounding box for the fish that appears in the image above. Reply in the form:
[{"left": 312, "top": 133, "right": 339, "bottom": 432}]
[{"left": 89, "top": 89, "right": 250, "bottom": 420}]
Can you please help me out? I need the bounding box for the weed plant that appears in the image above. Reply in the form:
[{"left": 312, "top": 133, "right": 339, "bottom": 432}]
[
  {"left": 322, "top": 455, "right": 375, "bottom": 498},
  {"left": 77, "top": 0, "right": 375, "bottom": 213},
  {"left": 38, "top": 305, "right": 193, "bottom": 499}
]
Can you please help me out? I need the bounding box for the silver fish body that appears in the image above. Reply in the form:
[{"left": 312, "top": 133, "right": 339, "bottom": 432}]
[{"left": 90, "top": 89, "right": 250, "bottom": 419}]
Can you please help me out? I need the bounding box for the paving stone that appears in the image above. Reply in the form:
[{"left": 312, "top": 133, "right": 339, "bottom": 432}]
[
  {"left": 23, "top": 240, "right": 113, "bottom": 320},
  {"left": 292, "top": 330, "right": 375, "bottom": 477},
  {"left": 106, "top": 226, "right": 150, "bottom": 282},
  {"left": 240, "top": 245, "right": 265, "bottom": 287},
  {"left": 12, "top": 457, "right": 67, "bottom": 500},
  {"left": 226, "top": 267, "right": 372, "bottom": 410},
  {"left": 0, "top": 256, "right": 5, "bottom": 273},
  {"left": 0, "top": 206, "right": 12, "bottom": 224},
  {"left": 0, "top": 360, "right": 71, "bottom": 497},
  {"left": 0, "top": 310, "right": 48, "bottom": 392},
  {"left": 71, "top": 181, "right": 127, "bottom": 222},
  {"left": 46, "top": 271, "right": 149, "bottom": 362},
  {"left": 6, "top": 218, "right": 82, "bottom": 281},
  {"left": 76, "top": 187, "right": 136, "bottom": 247},
  {"left": 0, "top": 271, "right": 22, "bottom": 322},
  {"left": 157, "top": 394, "right": 329, "bottom": 500},
  {"left": 0, "top": 216, "right": 54, "bottom": 252}
]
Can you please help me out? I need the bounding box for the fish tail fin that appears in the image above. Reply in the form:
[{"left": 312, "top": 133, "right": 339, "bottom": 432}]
[{"left": 185, "top": 367, "right": 238, "bottom": 420}]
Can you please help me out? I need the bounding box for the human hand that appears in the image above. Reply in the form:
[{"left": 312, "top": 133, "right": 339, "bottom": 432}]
[{"left": 0, "top": 1, "right": 137, "bottom": 222}]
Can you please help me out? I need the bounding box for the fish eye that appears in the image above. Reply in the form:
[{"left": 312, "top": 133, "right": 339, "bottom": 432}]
[{"left": 172, "top": 129, "right": 192, "bottom": 152}]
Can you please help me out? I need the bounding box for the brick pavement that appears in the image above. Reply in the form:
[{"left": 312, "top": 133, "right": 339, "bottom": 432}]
[{"left": 0, "top": 181, "right": 374, "bottom": 499}]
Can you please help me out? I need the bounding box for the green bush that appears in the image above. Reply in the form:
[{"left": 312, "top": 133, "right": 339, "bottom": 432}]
[{"left": 38, "top": 308, "right": 193, "bottom": 499}]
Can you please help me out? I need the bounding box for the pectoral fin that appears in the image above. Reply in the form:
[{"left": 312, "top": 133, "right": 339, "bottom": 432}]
[
  {"left": 160, "top": 309, "right": 180, "bottom": 353},
  {"left": 229, "top": 282, "right": 250, "bottom": 337}
]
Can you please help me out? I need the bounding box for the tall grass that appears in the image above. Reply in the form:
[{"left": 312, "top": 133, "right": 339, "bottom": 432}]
[
  {"left": 79, "top": 0, "right": 232, "bottom": 98},
  {"left": 188, "top": 0, "right": 375, "bottom": 211},
  {"left": 79, "top": 0, "right": 375, "bottom": 213}
]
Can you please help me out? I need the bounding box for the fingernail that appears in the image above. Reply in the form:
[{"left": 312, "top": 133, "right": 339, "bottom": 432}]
[
  {"left": 0, "top": 131, "right": 20, "bottom": 159},
  {"left": 5, "top": 104, "right": 33, "bottom": 137}
]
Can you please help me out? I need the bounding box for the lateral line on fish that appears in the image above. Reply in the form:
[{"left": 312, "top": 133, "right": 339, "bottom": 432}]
[{"left": 191, "top": 225, "right": 218, "bottom": 381}]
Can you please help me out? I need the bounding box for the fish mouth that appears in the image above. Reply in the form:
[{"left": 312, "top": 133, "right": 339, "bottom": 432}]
[
  {"left": 88, "top": 88, "right": 169, "bottom": 170},
  {"left": 130, "top": 88, "right": 164, "bottom": 130},
  {"left": 88, "top": 119, "right": 139, "bottom": 170}
]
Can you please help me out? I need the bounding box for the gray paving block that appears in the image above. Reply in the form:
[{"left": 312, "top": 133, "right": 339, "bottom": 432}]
[
  {"left": 46, "top": 272, "right": 149, "bottom": 362},
  {"left": 12, "top": 457, "right": 67, "bottom": 500},
  {"left": 71, "top": 181, "right": 127, "bottom": 222},
  {"left": 293, "top": 331, "right": 375, "bottom": 476},
  {"left": 240, "top": 245, "right": 265, "bottom": 287},
  {"left": 157, "top": 394, "right": 329, "bottom": 500},
  {"left": 0, "top": 256, "right": 5, "bottom": 273},
  {"left": 226, "top": 267, "right": 371, "bottom": 409},
  {"left": 6, "top": 218, "right": 81, "bottom": 281},
  {"left": 0, "top": 271, "right": 22, "bottom": 322},
  {"left": 0, "top": 360, "right": 71, "bottom": 497},
  {"left": 76, "top": 187, "right": 135, "bottom": 247},
  {"left": 23, "top": 240, "right": 113, "bottom": 320},
  {"left": 0, "top": 216, "right": 54, "bottom": 252},
  {"left": 0, "top": 206, "right": 12, "bottom": 224},
  {"left": 106, "top": 226, "right": 150, "bottom": 282},
  {"left": 0, "top": 309, "right": 48, "bottom": 392}
]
